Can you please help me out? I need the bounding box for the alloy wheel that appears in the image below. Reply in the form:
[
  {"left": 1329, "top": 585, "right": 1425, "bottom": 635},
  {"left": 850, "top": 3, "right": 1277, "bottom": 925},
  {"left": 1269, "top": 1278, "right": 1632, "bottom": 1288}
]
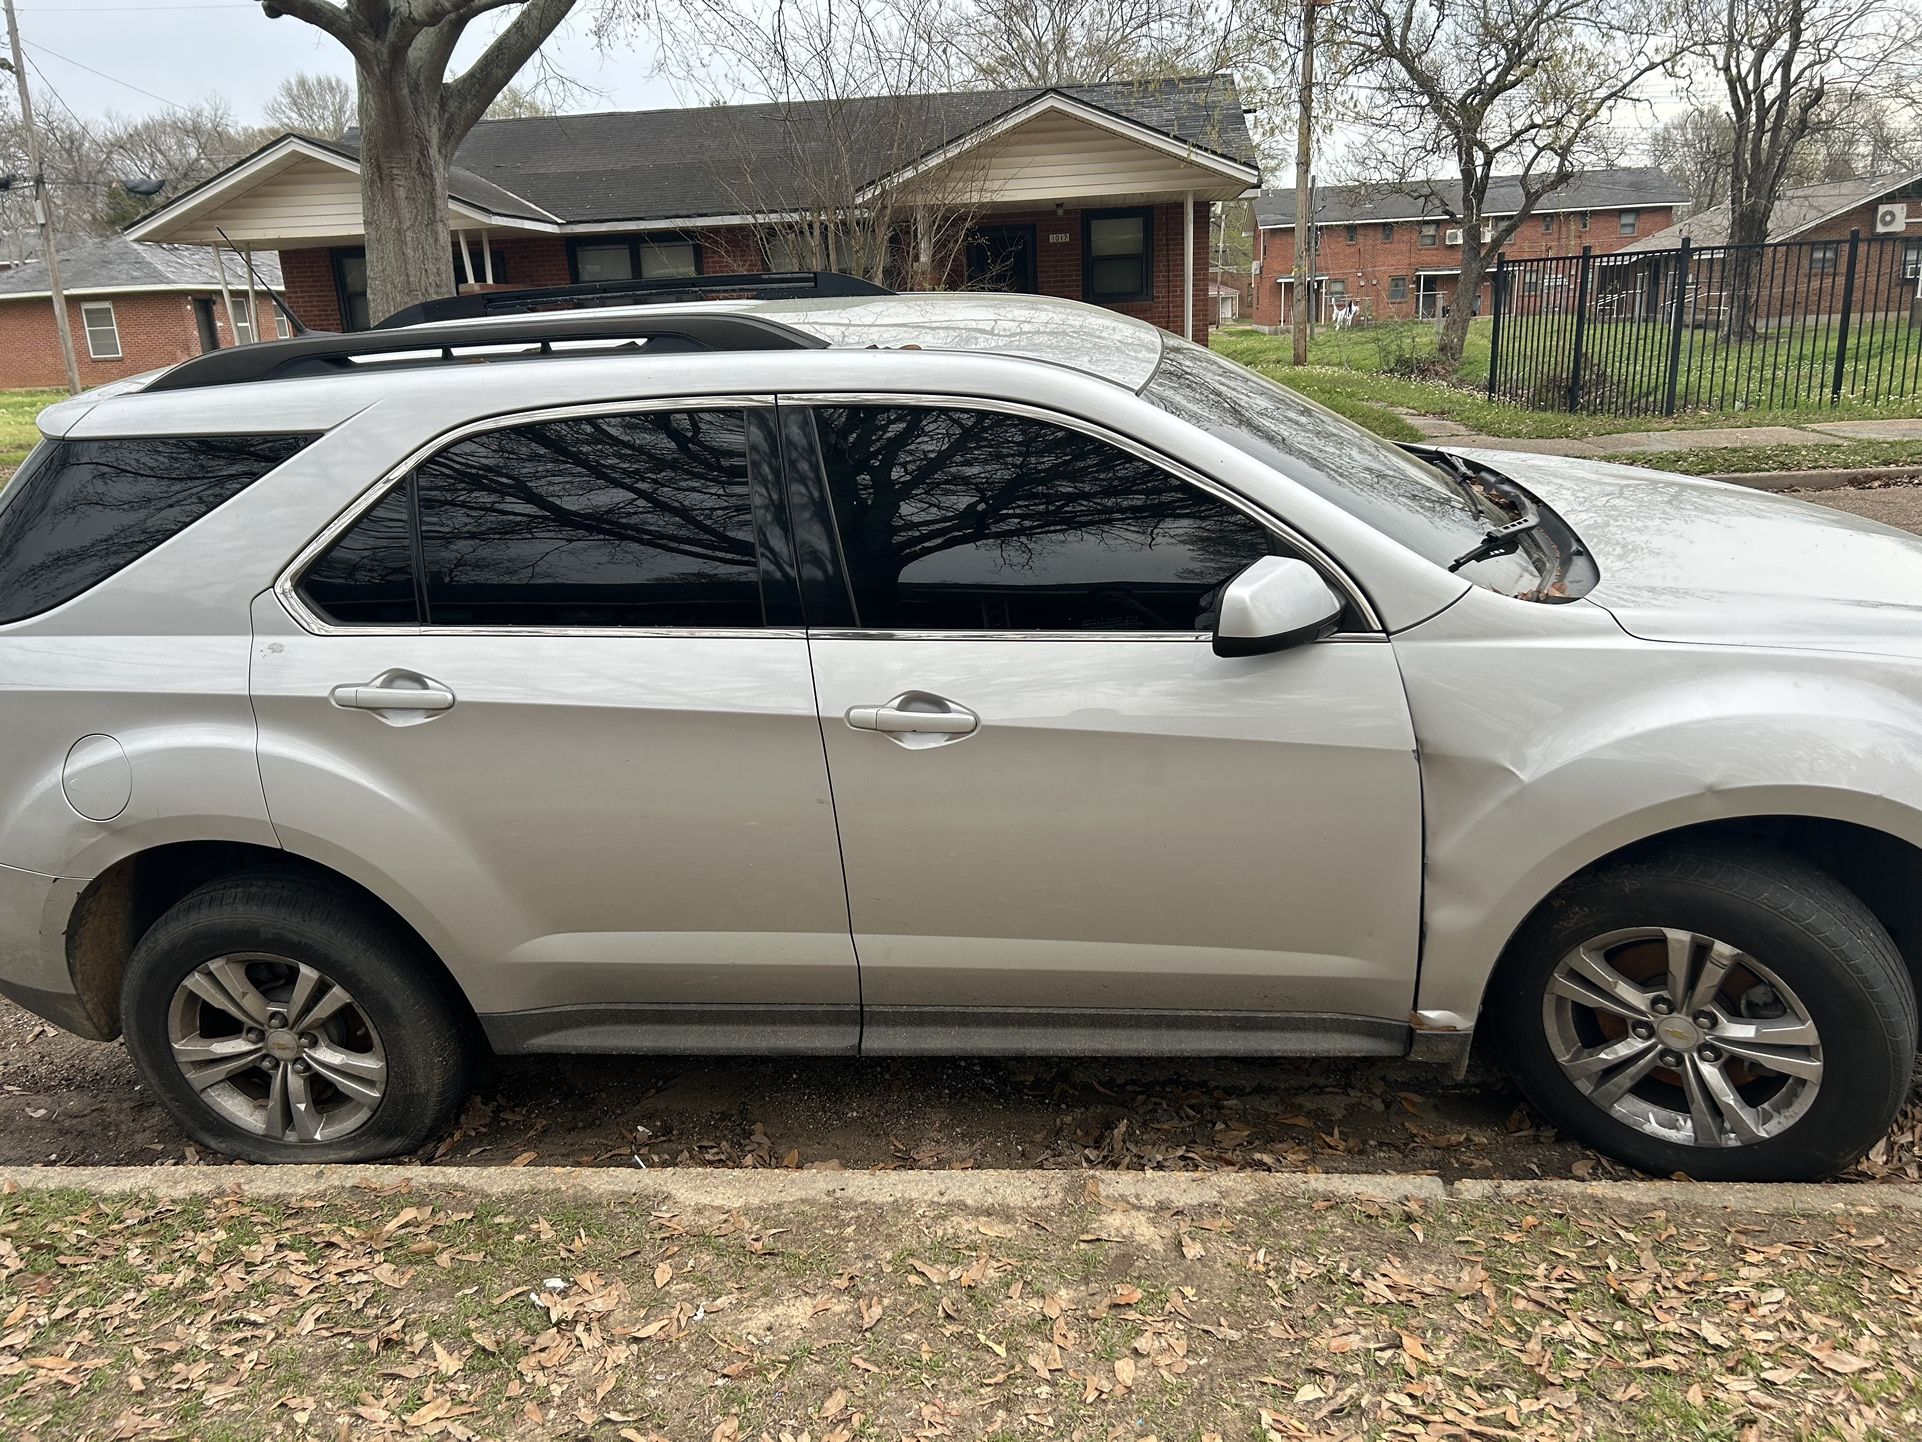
[
  {"left": 165, "top": 953, "right": 387, "bottom": 1144},
  {"left": 1543, "top": 927, "right": 1822, "bottom": 1148}
]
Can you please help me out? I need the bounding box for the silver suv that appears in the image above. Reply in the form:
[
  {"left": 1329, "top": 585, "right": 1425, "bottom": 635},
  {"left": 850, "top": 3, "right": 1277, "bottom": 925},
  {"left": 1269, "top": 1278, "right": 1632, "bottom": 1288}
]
[{"left": 1, "top": 281, "right": 1916, "bottom": 1179}]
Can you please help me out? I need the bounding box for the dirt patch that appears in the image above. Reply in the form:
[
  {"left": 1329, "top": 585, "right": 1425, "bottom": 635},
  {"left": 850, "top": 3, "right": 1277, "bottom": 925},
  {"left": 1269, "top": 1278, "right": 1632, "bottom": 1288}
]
[
  {"left": 2, "top": 1178, "right": 1918, "bottom": 1440},
  {"left": 4, "top": 999, "right": 1918, "bottom": 1184}
]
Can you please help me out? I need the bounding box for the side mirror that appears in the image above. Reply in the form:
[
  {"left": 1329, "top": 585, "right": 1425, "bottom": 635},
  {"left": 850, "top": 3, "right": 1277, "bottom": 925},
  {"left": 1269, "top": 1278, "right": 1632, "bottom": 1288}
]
[{"left": 1212, "top": 556, "right": 1344, "bottom": 657}]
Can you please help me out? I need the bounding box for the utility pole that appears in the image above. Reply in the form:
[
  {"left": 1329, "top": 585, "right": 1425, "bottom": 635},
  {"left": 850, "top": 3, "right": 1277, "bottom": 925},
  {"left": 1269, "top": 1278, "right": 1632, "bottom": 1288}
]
[
  {"left": 1290, "top": 0, "right": 1318, "bottom": 366},
  {"left": 3, "top": 0, "right": 80, "bottom": 395}
]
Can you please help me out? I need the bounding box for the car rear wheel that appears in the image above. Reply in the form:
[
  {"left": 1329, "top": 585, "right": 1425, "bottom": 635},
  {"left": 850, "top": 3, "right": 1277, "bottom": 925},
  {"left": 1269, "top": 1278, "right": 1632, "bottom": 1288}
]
[
  {"left": 1489, "top": 842, "right": 1916, "bottom": 1181},
  {"left": 121, "top": 871, "right": 468, "bottom": 1164}
]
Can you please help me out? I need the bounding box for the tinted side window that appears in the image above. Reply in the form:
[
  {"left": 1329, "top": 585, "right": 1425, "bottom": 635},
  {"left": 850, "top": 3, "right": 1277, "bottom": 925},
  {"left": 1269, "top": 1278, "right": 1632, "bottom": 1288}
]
[
  {"left": 415, "top": 410, "right": 763, "bottom": 629},
  {"left": 298, "top": 483, "right": 419, "bottom": 626},
  {"left": 813, "top": 406, "right": 1283, "bottom": 632},
  {"left": 0, "top": 434, "right": 311, "bottom": 626}
]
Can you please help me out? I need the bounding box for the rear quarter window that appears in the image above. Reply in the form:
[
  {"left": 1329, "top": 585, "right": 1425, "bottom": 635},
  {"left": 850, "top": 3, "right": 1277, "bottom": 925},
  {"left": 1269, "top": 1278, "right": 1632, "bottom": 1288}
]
[{"left": 0, "top": 433, "right": 313, "bottom": 625}]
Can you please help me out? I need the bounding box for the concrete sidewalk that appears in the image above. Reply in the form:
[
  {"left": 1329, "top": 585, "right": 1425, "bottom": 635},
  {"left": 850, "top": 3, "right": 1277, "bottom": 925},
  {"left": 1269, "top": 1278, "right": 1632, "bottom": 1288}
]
[{"left": 1410, "top": 413, "right": 1922, "bottom": 458}]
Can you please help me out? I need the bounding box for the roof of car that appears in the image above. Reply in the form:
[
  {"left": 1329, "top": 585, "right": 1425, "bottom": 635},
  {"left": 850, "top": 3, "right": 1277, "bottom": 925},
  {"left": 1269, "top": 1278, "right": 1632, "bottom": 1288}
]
[{"left": 36, "top": 292, "right": 1171, "bottom": 438}]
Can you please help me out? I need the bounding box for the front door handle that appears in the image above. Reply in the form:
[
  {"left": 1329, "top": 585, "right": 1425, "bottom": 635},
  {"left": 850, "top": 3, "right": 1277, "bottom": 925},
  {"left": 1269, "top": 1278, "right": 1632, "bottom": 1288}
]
[
  {"left": 329, "top": 669, "right": 455, "bottom": 716},
  {"left": 845, "top": 691, "right": 979, "bottom": 747}
]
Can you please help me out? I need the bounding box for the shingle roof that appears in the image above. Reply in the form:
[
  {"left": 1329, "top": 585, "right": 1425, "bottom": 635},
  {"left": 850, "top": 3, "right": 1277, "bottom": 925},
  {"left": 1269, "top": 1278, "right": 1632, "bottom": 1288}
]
[
  {"left": 1620, "top": 170, "right": 1922, "bottom": 250},
  {"left": 1254, "top": 167, "right": 1687, "bottom": 229},
  {"left": 345, "top": 74, "right": 1254, "bottom": 226},
  {"left": 0, "top": 235, "right": 282, "bottom": 298}
]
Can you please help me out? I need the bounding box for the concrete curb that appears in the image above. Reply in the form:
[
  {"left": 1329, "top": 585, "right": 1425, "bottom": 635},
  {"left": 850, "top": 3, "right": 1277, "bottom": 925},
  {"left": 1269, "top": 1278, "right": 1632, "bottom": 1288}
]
[
  {"left": 4, "top": 1164, "right": 1918, "bottom": 1215},
  {"left": 1712, "top": 465, "right": 1922, "bottom": 492}
]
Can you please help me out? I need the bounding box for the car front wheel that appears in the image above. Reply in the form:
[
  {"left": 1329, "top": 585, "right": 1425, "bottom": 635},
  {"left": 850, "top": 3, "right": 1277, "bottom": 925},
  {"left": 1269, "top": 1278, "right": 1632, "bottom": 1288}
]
[
  {"left": 1490, "top": 841, "right": 1916, "bottom": 1181},
  {"left": 121, "top": 871, "right": 468, "bottom": 1164}
]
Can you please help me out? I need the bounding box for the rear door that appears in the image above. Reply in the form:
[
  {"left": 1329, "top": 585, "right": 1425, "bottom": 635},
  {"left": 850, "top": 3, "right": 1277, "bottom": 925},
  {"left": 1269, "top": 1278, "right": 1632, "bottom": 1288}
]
[
  {"left": 250, "top": 401, "right": 860, "bottom": 1053},
  {"left": 786, "top": 398, "right": 1424, "bottom": 1055}
]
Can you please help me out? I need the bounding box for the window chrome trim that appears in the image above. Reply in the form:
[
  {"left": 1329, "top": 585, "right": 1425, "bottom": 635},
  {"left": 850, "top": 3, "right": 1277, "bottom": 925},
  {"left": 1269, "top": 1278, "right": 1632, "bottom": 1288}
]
[
  {"left": 274, "top": 395, "right": 783, "bottom": 638},
  {"left": 780, "top": 390, "right": 1384, "bottom": 634},
  {"left": 805, "top": 629, "right": 1387, "bottom": 644}
]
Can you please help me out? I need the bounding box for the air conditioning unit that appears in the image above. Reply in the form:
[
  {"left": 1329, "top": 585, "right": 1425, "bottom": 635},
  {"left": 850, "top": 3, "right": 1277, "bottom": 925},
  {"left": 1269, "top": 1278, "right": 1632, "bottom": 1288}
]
[
  {"left": 1444, "top": 227, "right": 1465, "bottom": 246},
  {"left": 1874, "top": 202, "right": 1911, "bottom": 234}
]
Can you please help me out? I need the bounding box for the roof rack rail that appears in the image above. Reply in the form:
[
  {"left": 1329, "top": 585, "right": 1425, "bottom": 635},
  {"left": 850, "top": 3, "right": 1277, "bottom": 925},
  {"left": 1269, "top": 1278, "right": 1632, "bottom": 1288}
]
[
  {"left": 377, "top": 270, "right": 894, "bottom": 328},
  {"left": 142, "top": 311, "right": 824, "bottom": 393}
]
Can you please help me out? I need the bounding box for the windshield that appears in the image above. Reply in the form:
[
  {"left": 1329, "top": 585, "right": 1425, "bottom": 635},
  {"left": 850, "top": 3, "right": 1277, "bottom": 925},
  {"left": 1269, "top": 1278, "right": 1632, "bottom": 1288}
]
[{"left": 1141, "top": 338, "right": 1542, "bottom": 596}]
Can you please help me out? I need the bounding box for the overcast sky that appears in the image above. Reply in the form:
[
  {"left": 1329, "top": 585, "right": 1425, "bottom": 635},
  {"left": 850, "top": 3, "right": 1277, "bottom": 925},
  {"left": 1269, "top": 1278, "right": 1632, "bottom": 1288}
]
[{"left": 9, "top": 0, "right": 683, "bottom": 126}]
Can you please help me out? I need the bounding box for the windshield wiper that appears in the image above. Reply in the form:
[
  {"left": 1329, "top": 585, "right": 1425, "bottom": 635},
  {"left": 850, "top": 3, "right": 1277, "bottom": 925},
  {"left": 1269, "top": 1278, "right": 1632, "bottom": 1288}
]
[{"left": 1448, "top": 508, "right": 1543, "bottom": 572}]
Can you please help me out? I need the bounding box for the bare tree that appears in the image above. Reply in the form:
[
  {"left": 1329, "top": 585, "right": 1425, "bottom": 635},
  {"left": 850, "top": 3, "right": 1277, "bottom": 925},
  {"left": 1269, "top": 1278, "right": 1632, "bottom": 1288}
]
[
  {"left": 1682, "top": 0, "right": 1919, "bottom": 335},
  {"left": 937, "top": 0, "right": 1241, "bottom": 86},
  {"left": 1695, "top": 0, "right": 1918, "bottom": 248},
  {"left": 264, "top": 71, "right": 357, "bottom": 137},
  {"left": 484, "top": 80, "right": 558, "bottom": 118},
  {"left": 259, "top": 0, "right": 583, "bottom": 323},
  {"left": 1648, "top": 106, "right": 1736, "bottom": 209},
  {"left": 659, "top": 0, "right": 995, "bottom": 287},
  {"left": 1332, "top": 0, "right": 1684, "bottom": 362}
]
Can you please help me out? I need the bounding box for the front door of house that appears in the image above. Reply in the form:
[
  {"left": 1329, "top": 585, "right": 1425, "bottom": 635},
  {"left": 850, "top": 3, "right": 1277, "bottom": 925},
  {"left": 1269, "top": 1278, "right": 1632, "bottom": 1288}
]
[{"left": 965, "top": 225, "right": 1038, "bottom": 293}]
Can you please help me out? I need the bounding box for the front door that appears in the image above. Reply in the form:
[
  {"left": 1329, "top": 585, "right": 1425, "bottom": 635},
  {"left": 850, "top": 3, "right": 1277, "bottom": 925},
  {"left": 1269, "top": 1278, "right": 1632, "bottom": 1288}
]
[
  {"left": 790, "top": 400, "right": 1424, "bottom": 1054},
  {"left": 250, "top": 402, "right": 860, "bottom": 1053},
  {"left": 965, "top": 225, "right": 1038, "bottom": 293}
]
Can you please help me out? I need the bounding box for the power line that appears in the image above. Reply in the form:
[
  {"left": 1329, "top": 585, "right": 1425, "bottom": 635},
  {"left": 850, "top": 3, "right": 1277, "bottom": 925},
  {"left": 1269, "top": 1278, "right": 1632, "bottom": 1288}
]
[{"left": 23, "top": 37, "right": 193, "bottom": 113}]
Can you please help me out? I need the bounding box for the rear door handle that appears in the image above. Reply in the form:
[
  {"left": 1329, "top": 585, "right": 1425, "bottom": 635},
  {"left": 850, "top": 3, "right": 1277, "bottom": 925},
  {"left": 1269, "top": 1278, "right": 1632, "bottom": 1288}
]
[
  {"left": 329, "top": 669, "right": 455, "bottom": 714},
  {"left": 845, "top": 691, "right": 978, "bottom": 747}
]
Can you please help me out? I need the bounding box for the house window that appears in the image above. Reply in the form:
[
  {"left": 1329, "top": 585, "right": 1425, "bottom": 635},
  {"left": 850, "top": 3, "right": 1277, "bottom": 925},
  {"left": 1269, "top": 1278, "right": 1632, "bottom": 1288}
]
[
  {"left": 1388, "top": 275, "right": 1409, "bottom": 302},
  {"left": 232, "top": 307, "right": 254, "bottom": 345},
  {"left": 1417, "top": 222, "right": 1440, "bottom": 249},
  {"left": 79, "top": 302, "right": 120, "bottom": 360},
  {"left": 1579, "top": 211, "right": 1591, "bottom": 231},
  {"left": 1810, "top": 242, "right": 1840, "bottom": 275},
  {"left": 1344, "top": 224, "right": 1358, "bottom": 244},
  {"left": 1083, "top": 207, "right": 1154, "bottom": 302},
  {"left": 332, "top": 248, "right": 370, "bottom": 331},
  {"left": 1541, "top": 215, "right": 1554, "bottom": 233},
  {"left": 1381, "top": 223, "right": 1395, "bottom": 241},
  {"left": 1617, "top": 210, "right": 1640, "bottom": 236},
  {"left": 1904, "top": 240, "right": 1922, "bottom": 279},
  {"left": 569, "top": 235, "right": 701, "bottom": 284},
  {"left": 276, "top": 310, "right": 293, "bottom": 339}
]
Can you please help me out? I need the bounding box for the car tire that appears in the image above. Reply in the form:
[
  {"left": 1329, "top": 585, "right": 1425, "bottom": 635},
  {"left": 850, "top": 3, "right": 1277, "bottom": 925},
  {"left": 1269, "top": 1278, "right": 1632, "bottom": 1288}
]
[
  {"left": 121, "top": 870, "right": 468, "bottom": 1164},
  {"left": 1488, "top": 841, "right": 1916, "bottom": 1182}
]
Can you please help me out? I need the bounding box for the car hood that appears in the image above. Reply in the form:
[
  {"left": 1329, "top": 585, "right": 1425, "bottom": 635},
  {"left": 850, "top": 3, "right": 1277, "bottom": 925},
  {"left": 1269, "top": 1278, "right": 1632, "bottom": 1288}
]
[{"left": 1466, "top": 450, "right": 1922, "bottom": 659}]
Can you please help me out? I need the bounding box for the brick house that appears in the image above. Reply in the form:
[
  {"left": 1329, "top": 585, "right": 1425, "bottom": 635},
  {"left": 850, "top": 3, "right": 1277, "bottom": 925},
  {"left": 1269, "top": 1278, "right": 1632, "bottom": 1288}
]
[
  {"left": 1619, "top": 170, "right": 1922, "bottom": 321},
  {"left": 126, "top": 77, "right": 1257, "bottom": 345},
  {"left": 1247, "top": 168, "right": 1687, "bottom": 328},
  {"left": 0, "top": 236, "right": 283, "bottom": 388}
]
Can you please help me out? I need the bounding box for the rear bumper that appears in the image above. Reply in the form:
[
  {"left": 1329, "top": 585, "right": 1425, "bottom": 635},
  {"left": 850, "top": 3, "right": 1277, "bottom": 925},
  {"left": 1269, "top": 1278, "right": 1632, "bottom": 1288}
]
[{"left": 0, "top": 861, "right": 101, "bottom": 1039}]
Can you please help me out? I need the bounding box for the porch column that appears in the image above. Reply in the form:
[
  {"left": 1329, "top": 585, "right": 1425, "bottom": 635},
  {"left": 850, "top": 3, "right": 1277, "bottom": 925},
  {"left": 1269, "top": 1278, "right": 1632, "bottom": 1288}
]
[
  {"left": 915, "top": 206, "right": 931, "bottom": 289},
  {"left": 1182, "top": 190, "right": 1195, "bottom": 341},
  {"left": 456, "top": 231, "right": 476, "bottom": 286},
  {"left": 242, "top": 245, "right": 258, "bottom": 343},
  {"left": 210, "top": 244, "right": 239, "bottom": 345},
  {"left": 481, "top": 229, "right": 495, "bottom": 284}
]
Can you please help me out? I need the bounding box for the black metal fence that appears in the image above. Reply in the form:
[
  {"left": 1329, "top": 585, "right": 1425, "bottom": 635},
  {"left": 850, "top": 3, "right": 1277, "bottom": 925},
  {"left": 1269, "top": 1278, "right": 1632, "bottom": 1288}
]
[{"left": 1487, "top": 231, "right": 1922, "bottom": 416}]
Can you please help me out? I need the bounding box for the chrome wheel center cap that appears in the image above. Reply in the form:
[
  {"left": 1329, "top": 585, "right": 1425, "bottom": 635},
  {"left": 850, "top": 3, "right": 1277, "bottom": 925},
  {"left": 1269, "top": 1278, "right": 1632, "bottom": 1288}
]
[
  {"left": 265, "top": 1028, "right": 303, "bottom": 1062},
  {"left": 1654, "top": 1016, "right": 1701, "bottom": 1050}
]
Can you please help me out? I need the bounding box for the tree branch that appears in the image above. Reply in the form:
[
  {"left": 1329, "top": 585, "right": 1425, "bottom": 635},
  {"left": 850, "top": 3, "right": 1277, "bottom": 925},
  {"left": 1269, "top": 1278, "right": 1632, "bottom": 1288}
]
[
  {"left": 439, "top": 0, "right": 578, "bottom": 146},
  {"left": 260, "top": 0, "right": 373, "bottom": 60}
]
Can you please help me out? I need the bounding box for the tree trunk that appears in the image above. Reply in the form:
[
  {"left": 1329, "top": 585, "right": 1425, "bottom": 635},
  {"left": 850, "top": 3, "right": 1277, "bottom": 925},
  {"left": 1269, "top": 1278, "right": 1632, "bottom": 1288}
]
[
  {"left": 1439, "top": 244, "right": 1485, "bottom": 363},
  {"left": 356, "top": 53, "right": 454, "bottom": 326},
  {"left": 1719, "top": 197, "right": 1772, "bottom": 341}
]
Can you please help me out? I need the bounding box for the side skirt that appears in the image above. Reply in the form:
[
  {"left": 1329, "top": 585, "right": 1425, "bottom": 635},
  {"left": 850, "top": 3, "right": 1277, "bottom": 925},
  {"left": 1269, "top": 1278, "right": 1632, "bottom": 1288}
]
[{"left": 480, "top": 1004, "right": 1410, "bottom": 1059}]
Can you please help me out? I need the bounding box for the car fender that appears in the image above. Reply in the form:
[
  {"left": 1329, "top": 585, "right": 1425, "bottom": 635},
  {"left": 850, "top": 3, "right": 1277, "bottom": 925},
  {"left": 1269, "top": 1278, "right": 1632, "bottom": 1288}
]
[{"left": 1395, "top": 590, "right": 1922, "bottom": 1025}]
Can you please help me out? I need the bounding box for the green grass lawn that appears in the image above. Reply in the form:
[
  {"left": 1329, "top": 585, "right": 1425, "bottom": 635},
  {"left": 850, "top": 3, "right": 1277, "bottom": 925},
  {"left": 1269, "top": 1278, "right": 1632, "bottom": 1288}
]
[
  {"left": 1607, "top": 438, "right": 1922, "bottom": 476},
  {"left": 1213, "top": 321, "right": 1922, "bottom": 443},
  {"left": 0, "top": 388, "right": 61, "bottom": 469}
]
